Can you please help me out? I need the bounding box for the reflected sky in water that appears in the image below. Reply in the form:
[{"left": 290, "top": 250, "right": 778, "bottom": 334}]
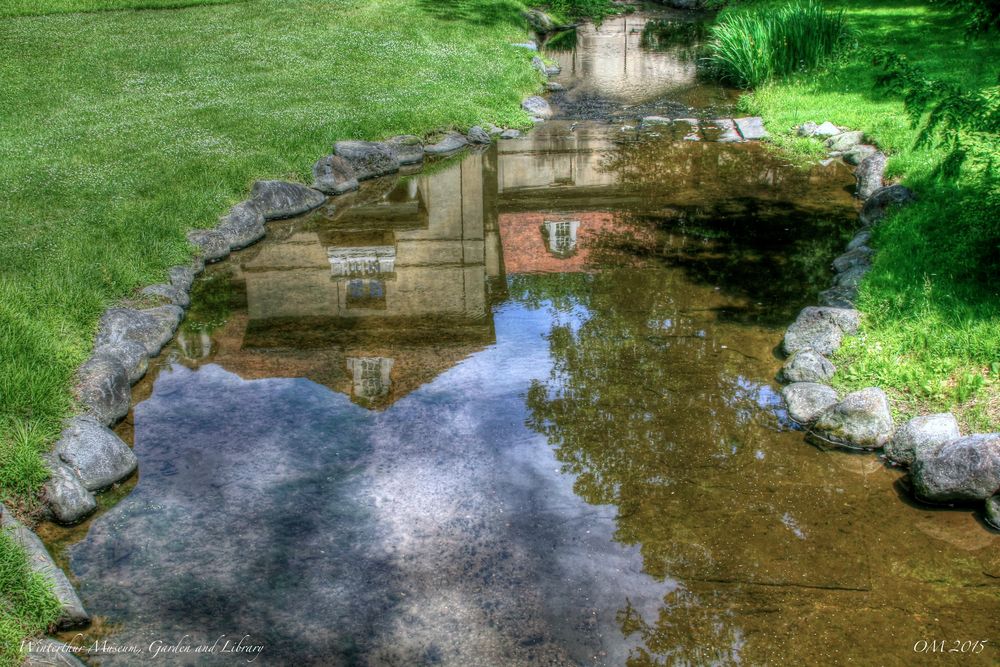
[{"left": 55, "top": 124, "right": 1000, "bottom": 666}]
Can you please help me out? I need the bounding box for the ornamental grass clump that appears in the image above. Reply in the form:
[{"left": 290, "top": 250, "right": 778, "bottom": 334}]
[{"left": 706, "top": 1, "right": 850, "bottom": 88}]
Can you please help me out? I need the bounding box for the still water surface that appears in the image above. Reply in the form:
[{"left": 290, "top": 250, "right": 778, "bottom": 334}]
[{"left": 47, "top": 12, "right": 999, "bottom": 667}]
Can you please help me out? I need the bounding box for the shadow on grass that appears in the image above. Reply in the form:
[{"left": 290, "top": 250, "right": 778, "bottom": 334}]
[{"left": 414, "top": 0, "right": 525, "bottom": 28}]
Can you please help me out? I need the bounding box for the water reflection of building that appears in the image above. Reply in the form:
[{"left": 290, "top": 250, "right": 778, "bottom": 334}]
[{"left": 186, "top": 122, "right": 854, "bottom": 407}]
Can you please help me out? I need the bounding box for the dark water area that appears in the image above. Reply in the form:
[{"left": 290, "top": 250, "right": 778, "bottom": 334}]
[{"left": 44, "top": 10, "right": 1000, "bottom": 667}]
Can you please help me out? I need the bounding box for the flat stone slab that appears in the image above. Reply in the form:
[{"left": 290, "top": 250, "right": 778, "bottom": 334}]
[
  {"left": 1, "top": 504, "right": 89, "bottom": 628},
  {"left": 703, "top": 118, "right": 741, "bottom": 142},
  {"left": 734, "top": 116, "right": 767, "bottom": 140}
]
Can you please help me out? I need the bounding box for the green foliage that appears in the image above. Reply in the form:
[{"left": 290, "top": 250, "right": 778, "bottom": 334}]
[
  {"left": 705, "top": 1, "right": 851, "bottom": 88},
  {"left": 547, "top": 0, "right": 617, "bottom": 20},
  {"left": 872, "top": 49, "right": 1000, "bottom": 179},
  {"left": 931, "top": 0, "right": 1000, "bottom": 34},
  {"left": 0, "top": 531, "right": 62, "bottom": 667}
]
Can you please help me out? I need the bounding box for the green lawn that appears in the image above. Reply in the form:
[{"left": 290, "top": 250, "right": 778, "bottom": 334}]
[
  {"left": 733, "top": 0, "right": 1000, "bottom": 431},
  {"left": 0, "top": 0, "right": 539, "bottom": 657}
]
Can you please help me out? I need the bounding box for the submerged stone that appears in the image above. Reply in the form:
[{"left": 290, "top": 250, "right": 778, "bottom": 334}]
[
  {"left": 811, "top": 387, "right": 894, "bottom": 450},
  {"left": 705, "top": 118, "right": 741, "bottom": 142},
  {"left": 913, "top": 434, "right": 1000, "bottom": 502},
  {"left": 884, "top": 413, "right": 960, "bottom": 467},
  {"left": 782, "top": 382, "right": 839, "bottom": 425}
]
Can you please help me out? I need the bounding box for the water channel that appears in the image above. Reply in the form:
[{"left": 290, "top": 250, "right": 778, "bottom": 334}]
[{"left": 43, "top": 10, "right": 999, "bottom": 666}]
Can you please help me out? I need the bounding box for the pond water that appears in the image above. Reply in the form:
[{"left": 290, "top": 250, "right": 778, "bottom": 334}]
[{"left": 46, "top": 11, "right": 999, "bottom": 667}]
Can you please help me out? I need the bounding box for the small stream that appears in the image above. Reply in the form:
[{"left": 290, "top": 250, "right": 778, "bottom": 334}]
[{"left": 45, "top": 11, "right": 999, "bottom": 666}]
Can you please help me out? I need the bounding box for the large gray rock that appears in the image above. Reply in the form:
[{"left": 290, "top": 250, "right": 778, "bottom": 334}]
[
  {"left": 250, "top": 181, "right": 325, "bottom": 220},
  {"left": 168, "top": 264, "right": 196, "bottom": 292},
  {"left": 860, "top": 184, "right": 916, "bottom": 226},
  {"left": 55, "top": 416, "right": 138, "bottom": 491},
  {"left": 734, "top": 116, "right": 767, "bottom": 140},
  {"left": 986, "top": 495, "right": 1000, "bottom": 530},
  {"left": 186, "top": 229, "right": 229, "bottom": 262},
  {"left": 846, "top": 230, "right": 872, "bottom": 252},
  {"left": 818, "top": 285, "right": 858, "bottom": 308},
  {"left": 832, "top": 246, "right": 874, "bottom": 273},
  {"left": 843, "top": 144, "right": 878, "bottom": 166},
  {"left": 855, "top": 151, "right": 887, "bottom": 200},
  {"left": 499, "top": 129, "right": 522, "bottom": 140},
  {"left": 424, "top": 132, "right": 469, "bottom": 155},
  {"left": 833, "top": 263, "right": 870, "bottom": 289},
  {"left": 811, "top": 387, "right": 894, "bottom": 449},
  {"left": 94, "top": 305, "right": 181, "bottom": 358},
  {"left": 913, "top": 434, "right": 1000, "bottom": 502},
  {"left": 312, "top": 155, "right": 360, "bottom": 194},
  {"left": 93, "top": 338, "right": 148, "bottom": 385},
  {"left": 75, "top": 353, "right": 129, "bottom": 426},
  {"left": 386, "top": 135, "right": 424, "bottom": 166},
  {"left": 826, "top": 131, "right": 864, "bottom": 152},
  {"left": 782, "top": 382, "right": 839, "bottom": 424},
  {"left": 783, "top": 306, "right": 861, "bottom": 356},
  {"left": 21, "top": 638, "right": 89, "bottom": 666},
  {"left": 1, "top": 504, "right": 89, "bottom": 628},
  {"left": 467, "top": 126, "right": 491, "bottom": 144},
  {"left": 884, "top": 413, "right": 961, "bottom": 467},
  {"left": 780, "top": 348, "right": 836, "bottom": 384},
  {"left": 140, "top": 283, "right": 190, "bottom": 308},
  {"left": 44, "top": 458, "right": 96, "bottom": 524},
  {"left": 334, "top": 141, "right": 400, "bottom": 180},
  {"left": 217, "top": 200, "right": 265, "bottom": 249},
  {"left": 522, "top": 96, "right": 553, "bottom": 119}
]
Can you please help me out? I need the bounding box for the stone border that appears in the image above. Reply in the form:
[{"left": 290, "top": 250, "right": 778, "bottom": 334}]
[{"left": 776, "top": 122, "right": 1000, "bottom": 530}]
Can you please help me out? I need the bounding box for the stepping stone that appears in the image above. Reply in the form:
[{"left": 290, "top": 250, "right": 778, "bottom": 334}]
[{"left": 734, "top": 116, "right": 767, "bottom": 140}]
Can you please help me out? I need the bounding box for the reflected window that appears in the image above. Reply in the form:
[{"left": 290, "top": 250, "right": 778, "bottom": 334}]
[
  {"left": 347, "top": 357, "right": 393, "bottom": 400},
  {"left": 542, "top": 220, "right": 580, "bottom": 258},
  {"left": 346, "top": 279, "right": 386, "bottom": 309}
]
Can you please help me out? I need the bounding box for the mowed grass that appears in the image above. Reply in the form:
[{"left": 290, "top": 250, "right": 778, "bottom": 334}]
[
  {"left": 0, "top": 0, "right": 539, "bottom": 504},
  {"left": 0, "top": 530, "right": 61, "bottom": 667},
  {"left": 735, "top": 0, "right": 1000, "bottom": 430},
  {"left": 0, "top": 0, "right": 241, "bottom": 17}
]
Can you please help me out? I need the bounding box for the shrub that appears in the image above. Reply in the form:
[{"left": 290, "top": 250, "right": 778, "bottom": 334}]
[{"left": 706, "top": 1, "right": 850, "bottom": 88}]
